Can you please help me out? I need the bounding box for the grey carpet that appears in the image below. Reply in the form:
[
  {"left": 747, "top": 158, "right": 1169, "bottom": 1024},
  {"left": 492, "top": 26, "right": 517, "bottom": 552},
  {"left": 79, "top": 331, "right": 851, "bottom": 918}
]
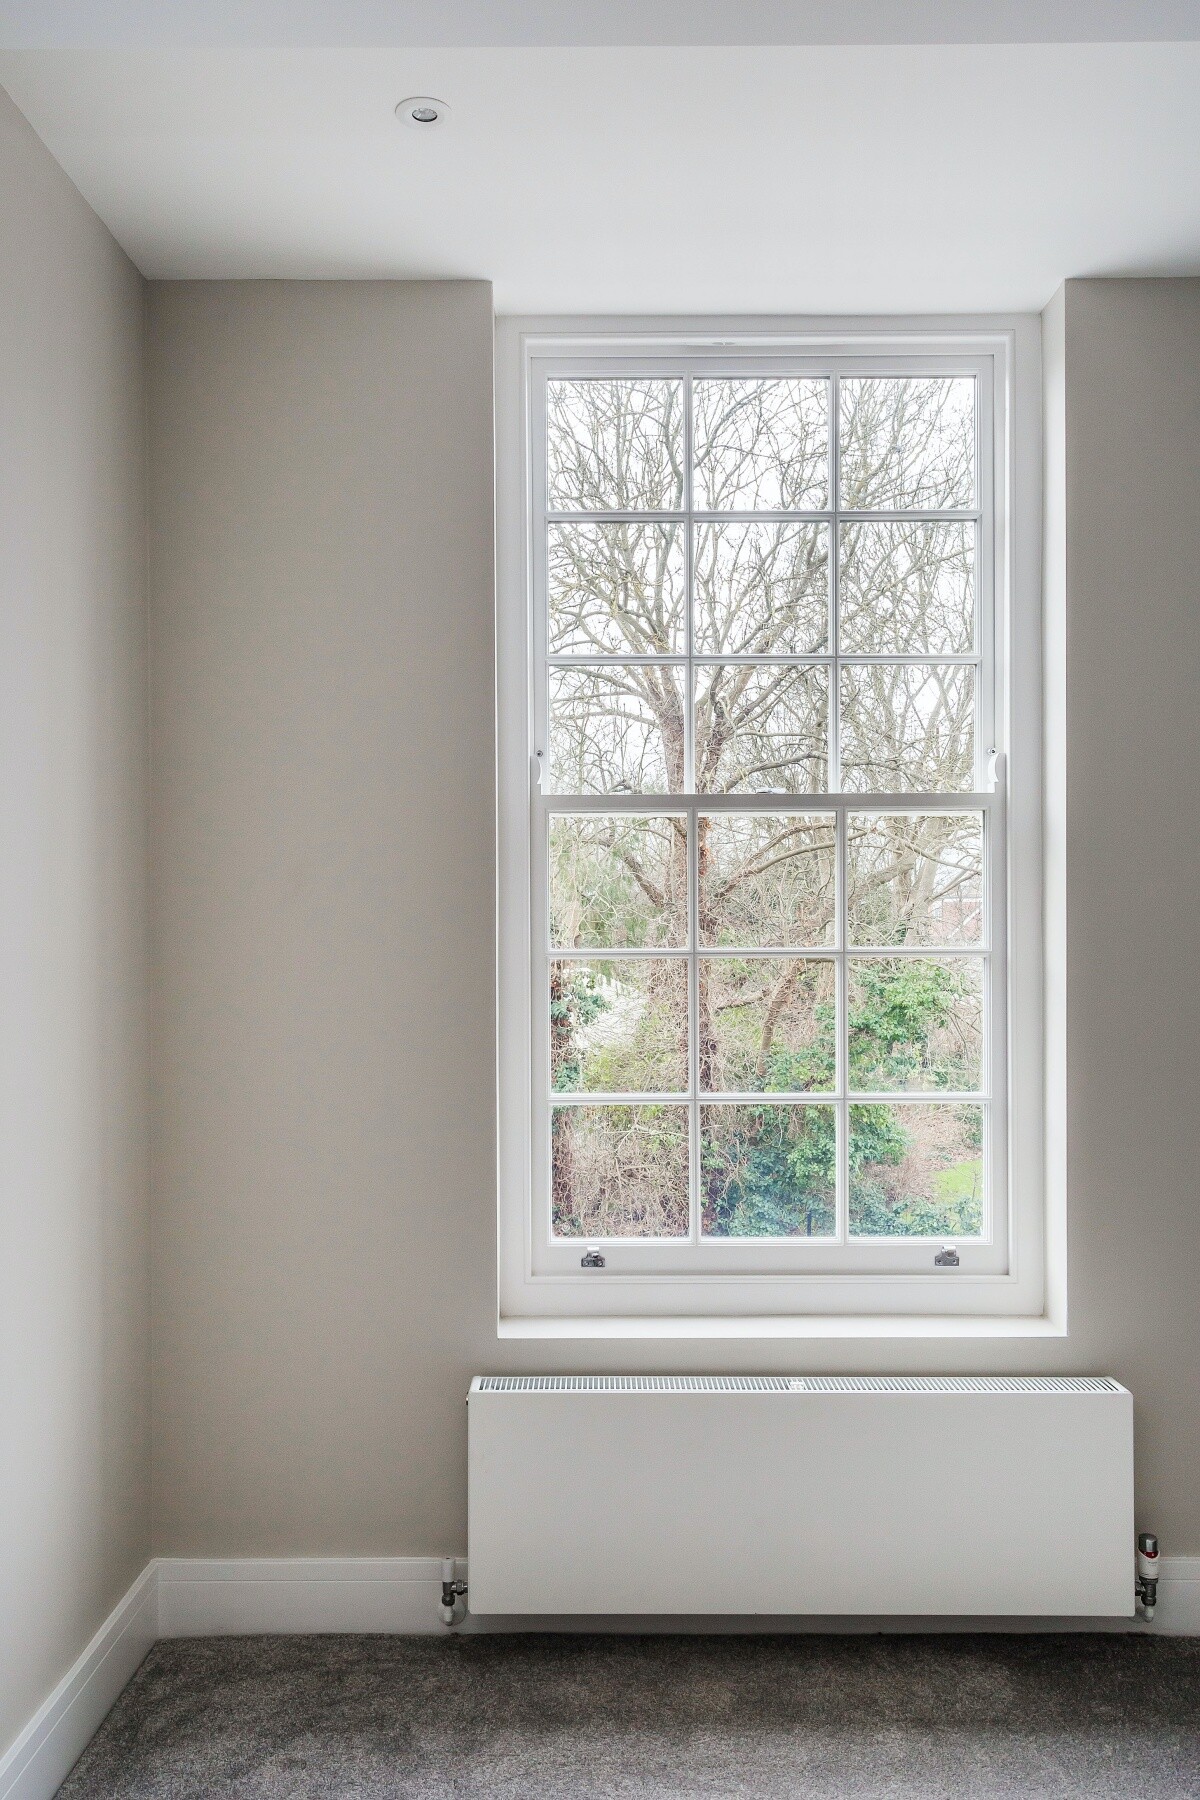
[{"left": 57, "top": 1633, "right": 1200, "bottom": 1798}]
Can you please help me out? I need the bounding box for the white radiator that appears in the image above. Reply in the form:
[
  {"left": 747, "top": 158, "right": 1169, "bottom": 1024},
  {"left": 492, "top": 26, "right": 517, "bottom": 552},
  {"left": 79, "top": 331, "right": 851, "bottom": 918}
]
[{"left": 467, "top": 1375, "right": 1134, "bottom": 1617}]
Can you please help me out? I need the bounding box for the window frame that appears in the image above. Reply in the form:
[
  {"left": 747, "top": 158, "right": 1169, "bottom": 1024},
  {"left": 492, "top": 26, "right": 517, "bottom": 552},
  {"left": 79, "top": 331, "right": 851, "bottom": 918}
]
[{"left": 496, "top": 317, "right": 1045, "bottom": 1332}]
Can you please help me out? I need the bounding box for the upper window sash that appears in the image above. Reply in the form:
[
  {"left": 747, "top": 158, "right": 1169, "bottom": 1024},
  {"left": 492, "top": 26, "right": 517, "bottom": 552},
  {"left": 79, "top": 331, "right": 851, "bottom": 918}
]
[{"left": 532, "top": 356, "right": 995, "bottom": 804}]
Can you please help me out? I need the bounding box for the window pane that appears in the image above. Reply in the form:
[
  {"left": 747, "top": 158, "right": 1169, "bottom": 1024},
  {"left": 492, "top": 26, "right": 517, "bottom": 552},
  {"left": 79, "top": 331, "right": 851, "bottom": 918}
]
[
  {"left": 839, "top": 664, "right": 974, "bottom": 793},
  {"left": 701, "top": 1104, "right": 836, "bottom": 1238},
  {"left": 549, "top": 665, "right": 684, "bottom": 794},
  {"left": 847, "top": 813, "right": 982, "bottom": 946},
  {"left": 839, "top": 521, "right": 974, "bottom": 655},
  {"left": 698, "top": 813, "right": 836, "bottom": 948},
  {"left": 693, "top": 377, "right": 829, "bottom": 511},
  {"left": 551, "top": 815, "right": 687, "bottom": 950},
  {"left": 693, "top": 522, "right": 828, "bottom": 656},
  {"left": 547, "top": 378, "right": 683, "bottom": 512},
  {"left": 839, "top": 376, "right": 975, "bottom": 511},
  {"left": 849, "top": 1103, "right": 983, "bottom": 1237},
  {"left": 696, "top": 664, "right": 828, "bottom": 794},
  {"left": 552, "top": 1104, "right": 689, "bottom": 1238},
  {"left": 848, "top": 957, "right": 983, "bottom": 1093},
  {"left": 551, "top": 958, "right": 688, "bottom": 1094},
  {"left": 549, "top": 523, "right": 685, "bottom": 656},
  {"left": 701, "top": 957, "right": 835, "bottom": 1094}
]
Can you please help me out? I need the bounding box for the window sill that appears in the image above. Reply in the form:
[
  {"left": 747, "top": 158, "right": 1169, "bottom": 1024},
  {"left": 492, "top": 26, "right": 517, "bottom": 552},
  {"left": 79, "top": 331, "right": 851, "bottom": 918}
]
[{"left": 497, "top": 1312, "right": 1067, "bottom": 1341}]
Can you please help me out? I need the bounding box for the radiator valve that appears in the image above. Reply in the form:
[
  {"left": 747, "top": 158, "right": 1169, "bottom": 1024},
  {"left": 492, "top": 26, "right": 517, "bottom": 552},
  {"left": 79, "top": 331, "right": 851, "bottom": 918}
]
[
  {"left": 1136, "top": 1533, "right": 1159, "bottom": 1620},
  {"left": 440, "top": 1557, "right": 468, "bottom": 1627}
]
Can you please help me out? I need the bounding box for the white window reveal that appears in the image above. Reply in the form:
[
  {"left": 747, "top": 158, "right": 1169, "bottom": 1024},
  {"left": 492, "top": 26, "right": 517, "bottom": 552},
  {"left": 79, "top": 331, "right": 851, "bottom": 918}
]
[{"left": 496, "top": 324, "right": 1043, "bottom": 1331}]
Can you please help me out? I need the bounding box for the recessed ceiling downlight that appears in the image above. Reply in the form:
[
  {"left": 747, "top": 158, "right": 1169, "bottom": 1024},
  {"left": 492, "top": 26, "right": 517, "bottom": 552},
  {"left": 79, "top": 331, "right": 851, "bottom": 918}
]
[{"left": 397, "top": 96, "right": 449, "bottom": 129}]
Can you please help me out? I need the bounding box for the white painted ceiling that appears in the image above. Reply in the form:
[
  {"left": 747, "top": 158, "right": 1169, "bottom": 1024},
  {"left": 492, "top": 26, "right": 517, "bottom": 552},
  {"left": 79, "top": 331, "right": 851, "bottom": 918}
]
[{"left": 1, "top": 3, "right": 1199, "bottom": 313}]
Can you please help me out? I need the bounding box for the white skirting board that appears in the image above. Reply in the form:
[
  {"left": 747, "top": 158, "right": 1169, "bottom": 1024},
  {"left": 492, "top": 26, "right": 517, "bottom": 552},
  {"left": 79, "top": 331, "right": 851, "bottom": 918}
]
[
  {"left": 0, "top": 1565, "right": 157, "bottom": 1800},
  {"left": 157, "top": 1558, "right": 455, "bottom": 1636},
  {"left": 4, "top": 1556, "right": 1200, "bottom": 1800},
  {"left": 154, "top": 1556, "right": 1200, "bottom": 1638}
]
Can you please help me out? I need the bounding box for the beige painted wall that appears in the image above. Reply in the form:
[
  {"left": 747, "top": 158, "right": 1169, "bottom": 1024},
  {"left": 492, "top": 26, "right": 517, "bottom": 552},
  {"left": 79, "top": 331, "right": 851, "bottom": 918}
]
[
  {"left": 0, "top": 89, "right": 149, "bottom": 1748},
  {"left": 1056, "top": 278, "right": 1200, "bottom": 1552},
  {"left": 148, "top": 277, "right": 1200, "bottom": 1558},
  {"left": 147, "top": 281, "right": 500, "bottom": 1553}
]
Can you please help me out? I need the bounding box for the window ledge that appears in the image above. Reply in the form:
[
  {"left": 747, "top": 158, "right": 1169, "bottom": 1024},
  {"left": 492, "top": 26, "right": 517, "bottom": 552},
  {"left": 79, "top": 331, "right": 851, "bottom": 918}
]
[{"left": 498, "top": 1312, "right": 1067, "bottom": 1341}]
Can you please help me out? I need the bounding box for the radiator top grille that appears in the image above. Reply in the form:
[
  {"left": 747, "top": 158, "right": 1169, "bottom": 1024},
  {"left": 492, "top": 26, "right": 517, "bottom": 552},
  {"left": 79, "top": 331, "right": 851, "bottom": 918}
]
[{"left": 473, "top": 1374, "right": 1122, "bottom": 1395}]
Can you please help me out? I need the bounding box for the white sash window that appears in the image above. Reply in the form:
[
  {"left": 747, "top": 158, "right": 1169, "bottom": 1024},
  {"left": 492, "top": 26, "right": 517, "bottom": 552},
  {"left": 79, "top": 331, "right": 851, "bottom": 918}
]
[{"left": 497, "top": 323, "right": 1042, "bottom": 1330}]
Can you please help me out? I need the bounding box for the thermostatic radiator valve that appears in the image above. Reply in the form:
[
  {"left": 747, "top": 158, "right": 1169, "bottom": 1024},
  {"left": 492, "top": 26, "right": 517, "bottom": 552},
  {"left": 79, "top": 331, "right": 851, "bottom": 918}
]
[
  {"left": 440, "top": 1557, "right": 468, "bottom": 1626},
  {"left": 1136, "top": 1533, "right": 1160, "bottom": 1620}
]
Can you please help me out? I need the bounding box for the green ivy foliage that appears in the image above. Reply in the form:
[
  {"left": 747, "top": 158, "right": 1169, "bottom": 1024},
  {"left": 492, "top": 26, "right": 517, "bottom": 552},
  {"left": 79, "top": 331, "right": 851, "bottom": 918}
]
[{"left": 708, "top": 960, "right": 976, "bottom": 1239}]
